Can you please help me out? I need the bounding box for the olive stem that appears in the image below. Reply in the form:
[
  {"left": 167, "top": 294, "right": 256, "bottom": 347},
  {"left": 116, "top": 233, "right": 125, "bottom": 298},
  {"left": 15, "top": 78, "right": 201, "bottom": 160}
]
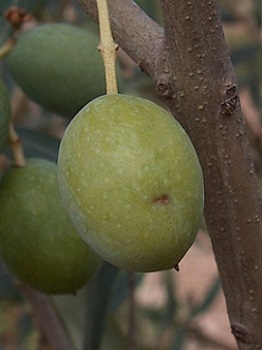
[
  {"left": 96, "top": 0, "right": 118, "bottom": 94},
  {"left": 9, "top": 123, "right": 26, "bottom": 167},
  {"left": 0, "top": 38, "right": 15, "bottom": 59}
]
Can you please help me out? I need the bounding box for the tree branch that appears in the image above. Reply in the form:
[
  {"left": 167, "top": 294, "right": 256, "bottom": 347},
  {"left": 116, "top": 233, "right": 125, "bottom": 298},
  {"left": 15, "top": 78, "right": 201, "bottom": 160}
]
[
  {"left": 159, "top": 2, "right": 262, "bottom": 348},
  {"left": 79, "top": 1, "right": 262, "bottom": 348},
  {"left": 78, "top": 0, "right": 164, "bottom": 76}
]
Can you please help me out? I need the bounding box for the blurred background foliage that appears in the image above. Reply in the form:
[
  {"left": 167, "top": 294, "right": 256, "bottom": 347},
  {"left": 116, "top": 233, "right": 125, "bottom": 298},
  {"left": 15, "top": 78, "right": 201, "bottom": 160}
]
[{"left": 0, "top": 0, "right": 261, "bottom": 349}]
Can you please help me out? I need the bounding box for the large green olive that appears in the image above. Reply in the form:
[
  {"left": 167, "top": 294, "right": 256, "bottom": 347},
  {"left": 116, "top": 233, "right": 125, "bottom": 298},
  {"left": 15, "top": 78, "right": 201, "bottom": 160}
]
[
  {"left": 58, "top": 94, "right": 204, "bottom": 272},
  {"left": 5, "top": 23, "right": 122, "bottom": 118},
  {"left": 0, "top": 158, "right": 101, "bottom": 294},
  {"left": 0, "top": 78, "right": 11, "bottom": 154}
]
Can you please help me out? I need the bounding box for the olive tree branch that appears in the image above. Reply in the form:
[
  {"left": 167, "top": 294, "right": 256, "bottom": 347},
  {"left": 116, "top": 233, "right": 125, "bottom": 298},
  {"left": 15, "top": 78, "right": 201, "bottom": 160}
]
[
  {"left": 159, "top": 2, "right": 262, "bottom": 349},
  {"left": 78, "top": 0, "right": 164, "bottom": 77},
  {"left": 79, "top": 0, "right": 262, "bottom": 348}
]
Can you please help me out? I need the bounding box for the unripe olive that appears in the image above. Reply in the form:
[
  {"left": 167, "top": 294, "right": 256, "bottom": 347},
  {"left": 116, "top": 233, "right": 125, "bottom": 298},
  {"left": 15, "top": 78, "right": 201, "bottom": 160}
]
[
  {"left": 0, "top": 158, "right": 101, "bottom": 294},
  {"left": 5, "top": 23, "right": 122, "bottom": 118},
  {"left": 58, "top": 94, "right": 204, "bottom": 272}
]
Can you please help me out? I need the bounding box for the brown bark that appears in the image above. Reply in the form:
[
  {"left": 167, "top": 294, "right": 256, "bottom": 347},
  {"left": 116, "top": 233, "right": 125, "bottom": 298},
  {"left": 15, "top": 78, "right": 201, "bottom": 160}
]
[{"left": 79, "top": 0, "right": 262, "bottom": 349}]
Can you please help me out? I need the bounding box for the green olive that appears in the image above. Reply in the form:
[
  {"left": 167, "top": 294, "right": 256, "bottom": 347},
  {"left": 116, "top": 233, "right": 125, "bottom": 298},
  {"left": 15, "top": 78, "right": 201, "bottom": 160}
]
[
  {"left": 0, "top": 158, "right": 101, "bottom": 294},
  {"left": 58, "top": 94, "right": 204, "bottom": 272},
  {"left": 5, "top": 23, "right": 122, "bottom": 118}
]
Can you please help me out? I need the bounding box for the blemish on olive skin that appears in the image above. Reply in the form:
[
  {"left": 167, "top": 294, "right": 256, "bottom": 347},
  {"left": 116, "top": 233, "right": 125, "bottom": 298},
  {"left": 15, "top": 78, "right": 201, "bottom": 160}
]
[{"left": 153, "top": 194, "right": 170, "bottom": 204}]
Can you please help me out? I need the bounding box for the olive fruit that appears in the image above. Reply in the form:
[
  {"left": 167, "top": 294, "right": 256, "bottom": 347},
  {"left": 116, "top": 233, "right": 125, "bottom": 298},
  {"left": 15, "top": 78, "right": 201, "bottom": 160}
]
[
  {"left": 5, "top": 23, "right": 121, "bottom": 118},
  {"left": 58, "top": 94, "right": 204, "bottom": 272},
  {"left": 0, "top": 78, "right": 11, "bottom": 154},
  {"left": 0, "top": 158, "right": 101, "bottom": 294}
]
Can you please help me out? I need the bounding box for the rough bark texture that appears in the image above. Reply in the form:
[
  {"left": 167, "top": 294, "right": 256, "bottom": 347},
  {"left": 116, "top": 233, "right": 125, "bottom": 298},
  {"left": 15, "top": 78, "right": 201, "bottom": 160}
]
[{"left": 79, "top": 1, "right": 262, "bottom": 348}]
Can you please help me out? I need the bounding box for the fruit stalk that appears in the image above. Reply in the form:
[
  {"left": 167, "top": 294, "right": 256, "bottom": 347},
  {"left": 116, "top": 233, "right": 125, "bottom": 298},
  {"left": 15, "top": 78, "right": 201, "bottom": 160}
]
[
  {"left": 8, "top": 123, "right": 26, "bottom": 167},
  {"left": 96, "top": 0, "right": 118, "bottom": 94},
  {"left": 0, "top": 39, "right": 14, "bottom": 59}
]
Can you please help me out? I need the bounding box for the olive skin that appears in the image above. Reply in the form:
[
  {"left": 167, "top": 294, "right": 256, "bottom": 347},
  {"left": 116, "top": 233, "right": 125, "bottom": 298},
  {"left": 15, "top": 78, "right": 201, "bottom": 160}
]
[
  {"left": 58, "top": 94, "right": 204, "bottom": 272},
  {"left": 0, "top": 158, "right": 101, "bottom": 294},
  {"left": 6, "top": 23, "right": 121, "bottom": 118}
]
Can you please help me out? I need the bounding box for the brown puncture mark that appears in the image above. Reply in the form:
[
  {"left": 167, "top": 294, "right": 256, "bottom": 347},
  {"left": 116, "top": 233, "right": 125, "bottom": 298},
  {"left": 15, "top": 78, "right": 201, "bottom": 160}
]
[
  {"left": 220, "top": 84, "right": 239, "bottom": 117},
  {"left": 231, "top": 324, "right": 254, "bottom": 344},
  {"left": 153, "top": 194, "right": 169, "bottom": 204}
]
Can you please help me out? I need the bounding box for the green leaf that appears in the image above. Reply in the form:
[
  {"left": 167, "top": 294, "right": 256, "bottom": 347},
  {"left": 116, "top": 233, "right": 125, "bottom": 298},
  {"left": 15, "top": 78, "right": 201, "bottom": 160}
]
[
  {"left": 108, "top": 271, "right": 143, "bottom": 312},
  {"left": 52, "top": 286, "right": 89, "bottom": 350},
  {"left": 83, "top": 261, "right": 119, "bottom": 350},
  {"left": 164, "top": 271, "right": 178, "bottom": 323},
  {"left": 170, "top": 326, "right": 188, "bottom": 350},
  {"left": 191, "top": 277, "right": 221, "bottom": 316}
]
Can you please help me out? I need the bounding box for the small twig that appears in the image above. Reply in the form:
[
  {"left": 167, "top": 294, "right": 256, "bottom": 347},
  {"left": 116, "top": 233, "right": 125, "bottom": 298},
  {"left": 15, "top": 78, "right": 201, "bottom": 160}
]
[
  {"left": 19, "top": 283, "right": 75, "bottom": 350},
  {"left": 128, "top": 272, "right": 137, "bottom": 350},
  {"left": 0, "top": 38, "right": 15, "bottom": 59},
  {"left": 96, "top": 0, "right": 118, "bottom": 94},
  {"left": 8, "top": 123, "right": 26, "bottom": 167}
]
